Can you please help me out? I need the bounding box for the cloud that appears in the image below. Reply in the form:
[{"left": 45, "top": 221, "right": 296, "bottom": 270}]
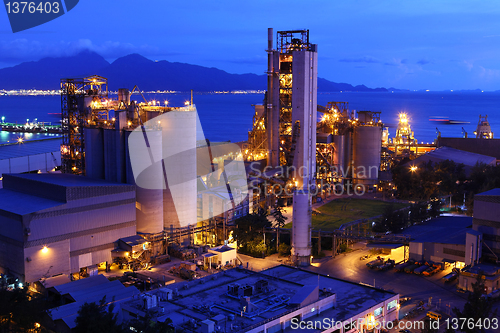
[
  {"left": 417, "top": 59, "right": 431, "bottom": 65},
  {"left": 384, "top": 58, "right": 409, "bottom": 66},
  {"left": 478, "top": 66, "right": 500, "bottom": 80},
  {"left": 339, "top": 56, "right": 380, "bottom": 64},
  {"left": 0, "top": 39, "right": 166, "bottom": 64}
]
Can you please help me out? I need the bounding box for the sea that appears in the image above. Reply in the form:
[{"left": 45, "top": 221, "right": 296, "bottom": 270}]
[{"left": 0, "top": 91, "right": 499, "bottom": 145}]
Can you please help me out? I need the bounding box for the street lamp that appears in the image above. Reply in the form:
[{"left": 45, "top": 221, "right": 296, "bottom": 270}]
[
  {"left": 1, "top": 116, "right": 4, "bottom": 123},
  {"left": 410, "top": 165, "right": 418, "bottom": 172}
]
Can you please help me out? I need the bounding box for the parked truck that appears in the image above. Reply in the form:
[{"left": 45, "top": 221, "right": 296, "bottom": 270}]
[{"left": 366, "top": 257, "right": 385, "bottom": 269}]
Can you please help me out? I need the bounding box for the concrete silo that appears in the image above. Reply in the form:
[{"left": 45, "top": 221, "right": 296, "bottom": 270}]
[
  {"left": 352, "top": 111, "right": 382, "bottom": 190},
  {"left": 291, "top": 189, "right": 312, "bottom": 266},
  {"left": 158, "top": 106, "right": 197, "bottom": 229}
]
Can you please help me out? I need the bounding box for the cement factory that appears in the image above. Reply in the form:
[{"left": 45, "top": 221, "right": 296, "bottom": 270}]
[{"left": 1, "top": 28, "right": 500, "bottom": 332}]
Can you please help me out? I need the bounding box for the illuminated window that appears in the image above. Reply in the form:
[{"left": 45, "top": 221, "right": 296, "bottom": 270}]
[
  {"left": 374, "top": 307, "right": 383, "bottom": 317},
  {"left": 387, "top": 300, "right": 397, "bottom": 312}
]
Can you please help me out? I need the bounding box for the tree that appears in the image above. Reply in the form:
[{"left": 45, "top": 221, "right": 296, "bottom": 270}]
[
  {"left": 233, "top": 209, "right": 271, "bottom": 256},
  {"left": 452, "top": 272, "right": 497, "bottom": 333},
  {"left": 74, "top": 296, "right": 122, "bottom": 333},
  {"left": 271, "top": 200, "right": 288, "bottom": 252},
  {"left": 409, "top": 202, "right": 428, "bottom": 224},
  {"left": 128, "top": 312, "right": 174, "bottom": 333},
  {"left": 373, "top": 204, "right": 406, "bottom": 233},
  {"left": 0, "top": 287, "right": 49, "bottom": 333}
]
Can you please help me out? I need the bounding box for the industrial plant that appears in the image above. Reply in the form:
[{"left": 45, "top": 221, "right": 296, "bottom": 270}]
[{"left": 1, "top": 27, "right": 500, "bottom": 332}]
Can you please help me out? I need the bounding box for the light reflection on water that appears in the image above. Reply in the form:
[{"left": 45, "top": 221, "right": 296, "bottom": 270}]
[{"left": 0, "top": 131, "right": 61, "bottom": 145}]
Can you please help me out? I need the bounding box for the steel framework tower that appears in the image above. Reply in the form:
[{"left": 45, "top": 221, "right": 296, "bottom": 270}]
[
  {"left": 60, "top": 75, "right": 108, "bottom": 174},
  {"left": 265, "top": 29, "right": 318, "bottom": 266}
]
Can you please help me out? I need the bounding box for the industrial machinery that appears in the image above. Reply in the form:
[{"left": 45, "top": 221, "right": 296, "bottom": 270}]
[
  {"left": 474, "top": 114, "right": 493, "bottom": 139},
  {"left": 60, "top": 75, "right": 109, "bottom": 174}
]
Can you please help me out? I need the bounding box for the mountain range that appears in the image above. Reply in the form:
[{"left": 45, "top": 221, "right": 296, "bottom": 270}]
[{"left": 0, "top": 51, "right": 389, "bottom": 92}]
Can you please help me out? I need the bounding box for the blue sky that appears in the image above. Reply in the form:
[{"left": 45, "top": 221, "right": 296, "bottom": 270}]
[{"left": 1, "top": 0, "right": 500, "bottom": 91}]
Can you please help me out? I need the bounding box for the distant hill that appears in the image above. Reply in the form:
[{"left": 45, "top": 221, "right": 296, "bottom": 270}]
[{"left": 0, "top": 51, "right": 389, "bottom": 92}]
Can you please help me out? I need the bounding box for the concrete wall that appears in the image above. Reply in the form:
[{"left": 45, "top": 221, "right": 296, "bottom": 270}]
[
  {"left": 24, "top": 239, "right": 70, "bottom": 283},
  {"left": 410, "top": 241, "right": 465, "bottom": 263},
  {"left": 473, "top": 196, "right": 500, "bottom": 259},
  {"left": 0, "top": 152, "right": 60, "bottom": 175},
  {"left": 1, "top": 183, "right": 136, "bottom": 283}
]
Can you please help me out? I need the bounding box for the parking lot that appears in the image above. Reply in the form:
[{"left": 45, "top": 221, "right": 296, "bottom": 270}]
[{"left": 239, "top": 241, "right": 500, "bottom": 333}]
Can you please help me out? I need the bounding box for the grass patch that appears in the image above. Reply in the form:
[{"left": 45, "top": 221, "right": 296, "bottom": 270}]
[{"left": 284, "top": 198, "right": 408, "bottom": 231}]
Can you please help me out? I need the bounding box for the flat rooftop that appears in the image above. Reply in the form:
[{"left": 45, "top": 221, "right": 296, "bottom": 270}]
[
  {"left": 123, "top": 265, "right": 396, "bottom": 331},
  {"left": 405, "top": 216, "right": 472, "bottom": 245},
  {"left": 0, "top": 138, "right": 61, "bottom": 160},
  {"left": 2, "top": 173, "right": 135, "bottom": 203},
  {"left": 262, "top": 266, "right": 397, "bottom": 326},
  {"left": 4, "top": 173, "right": 134, "bottom": 188}
]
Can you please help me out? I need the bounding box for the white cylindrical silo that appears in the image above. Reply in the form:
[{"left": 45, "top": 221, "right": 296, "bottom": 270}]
[
  {"left": 133, "top": 129, "right": 164, "bottom": 234},
  {"left": 160, "top": 106, "right": 197, "bottom": 229},
  {"left": 292, "top": 189, "right": 312, "bottom": 266},
  {"left": 352, "top": 125, "right": 382, "bottom": 186}
]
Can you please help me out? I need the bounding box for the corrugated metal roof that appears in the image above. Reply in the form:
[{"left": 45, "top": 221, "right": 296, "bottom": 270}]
[
  {"left": 0, "top": 138, "right": 61, "bottom": 160},
  {"left": 476, "top": 188, "right": 500, "bottom": 196},
  {"left": 407, "top": 216, "right": 472, "bottom": 245},
  {"left": 0, "top": 188, "right": 63, "bottom": 216},
  {"left": 68, "top": 280, "right": 125, "bottom": 302},
  {"left": 6, "top": 173, "right": 134, "bottom": 188},
  {"left": 53, "top": 274, "right": 109, "bottom": 295},
  {"left": 119, "top": 235, "right": 147, "bottom": 246},
  {"left": 414, "top": 146, "right": 496, "bottom": 167}
]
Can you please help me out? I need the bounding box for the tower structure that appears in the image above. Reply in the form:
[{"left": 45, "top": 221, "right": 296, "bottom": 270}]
[
  {"left": 475, "top": 114, "right": 493, "bottom": 139},
  {"left": 265, "top": 29, "right": 318, "bottom": 265},
  {"left": 60, "top": 75, "right": 108, "bottom": 174}
]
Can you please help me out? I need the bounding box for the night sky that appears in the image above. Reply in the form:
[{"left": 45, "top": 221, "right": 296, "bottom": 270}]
[{"left": 1, "top": 0, "right": 500, "bottom": 91}]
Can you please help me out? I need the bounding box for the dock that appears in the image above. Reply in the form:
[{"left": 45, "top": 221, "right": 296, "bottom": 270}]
[{"left": 0, "top": 122, "right": 62, "bottom": 134}]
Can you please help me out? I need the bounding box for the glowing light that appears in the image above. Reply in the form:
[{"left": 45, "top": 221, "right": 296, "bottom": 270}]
[
  {"left": 112, "top": 118, "right": 116, "bottom": 122},
  {"left": 17, "top": 137, "right": 23, "bottom": 143},
  {"left": 184, "top": 101, "right": 190, "bottom": 106},
  {"left": 410, "top": 166, "right": 418, "bottom": 172},
  {"left": 42, "top": 246, "right": 48, "bottom": 253},
  {"left": 128, "top": 121, "right": 132, "bottom": 126}
]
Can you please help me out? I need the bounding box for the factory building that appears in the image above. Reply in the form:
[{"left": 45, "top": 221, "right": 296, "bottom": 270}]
[
  {"left": 0, "top": 138, "right": 61, "bottom": 175},
  {"left": 245, "top": 29, "right": 388, "bottom": 265},
  {"left": 405, "top": 146, "right": 496, "bottom": 176},
  {"left": 0, "top": 173, "right": 136, "bottom": 284},
  {"left": 436, "top": 114, "right": 500, "bottom": 163},
  {"left": 407, "top": 216, "right": 474, "bottom": 268},
  {"left": 59, "top": 76, "right": 249, "bottom": 250},
  {"left": 472, "top": 189, "right": 500, "bottom": 261},
  {"left": 456, "top": 188, "right": 500, "bottom": 294},
  {"left": 47, "top": 265, "right": 396, "bottom": 333}
]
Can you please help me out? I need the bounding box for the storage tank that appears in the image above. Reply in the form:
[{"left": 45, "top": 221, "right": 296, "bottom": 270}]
[
  {"left": 118, "top": 88, "right": 130, "bottom": 106},
  {"left": 352, "top": 125, "right": 382, "bottom": 187},
  {"left": 129, "top": 128, "right": 164, "bottom": 234},
  {"left": 333, "top": 133, "right": 352, "bottom": 181},
  {"left": 291, "top": 189, "right": 311, "bottom": 266},
  {"left": 159, "top": 106, "right": 197, "bottom": 228}
]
